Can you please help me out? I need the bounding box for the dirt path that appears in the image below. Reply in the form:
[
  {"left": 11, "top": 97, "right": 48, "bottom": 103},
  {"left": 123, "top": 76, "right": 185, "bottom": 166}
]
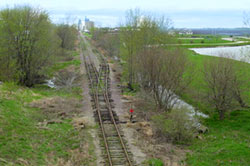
[{"left": 109, "top": 63, "right": 147, "bottom": 164}]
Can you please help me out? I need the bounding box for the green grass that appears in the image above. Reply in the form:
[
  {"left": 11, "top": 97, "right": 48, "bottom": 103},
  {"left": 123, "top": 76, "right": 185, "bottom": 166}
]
[
  {"left": 179, "top": 50, "right": 250, "bottom": 165},
  {"left": 178, "top": 42, "right": 250, "bottom": 48},
  {"left": 171, "top": 34, "right": 250, "bottom": 48},
  {"left": 180, "top": 50, "right": 250, "bottom": 114},
  {"left": 145, "top": 158, "right": 164, "bottom": 166},
  {"left": 186, "top": 110, "right": 250, "bottom": 166},
  {"left": 50, "top": 59, "right": 81, "bottom": 72},
  {"left": 46, "top": 51, "right": 81, "bottom": 77},
  {"left": 0, "top": 83, "right": 82, "bottom": 165},
  {"left": 83, "top": 32, "right": 92, "bottom": 38},
  {"left": 0, "top": 48, "right": 96, "bottom": 165},
  {"left": 178, "top": 37, "right": 231, "bottom": 44}
]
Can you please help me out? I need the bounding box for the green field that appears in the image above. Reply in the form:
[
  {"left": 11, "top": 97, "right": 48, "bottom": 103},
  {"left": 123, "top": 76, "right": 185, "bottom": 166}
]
[
  {"left": 181, "top": 50, "right": 250, "bottom": 166},
  {"left": 172, "top": 34, "right": 250, "bottom": 48},
  {"left": 178, "top": 36, "right": 231, "bottom": 44},
  {"left": 181, "top": 50, "right": 250, "bottom": 114}
]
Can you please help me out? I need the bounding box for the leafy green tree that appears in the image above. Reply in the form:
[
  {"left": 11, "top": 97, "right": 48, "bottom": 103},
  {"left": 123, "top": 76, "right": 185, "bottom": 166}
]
[
  {"left": 0, "top": 6, "right": 57, "bottom": 87},
  {"left": 56, "top": 24, "right": 78, "bottom": 50},
  {"left": 120, "top": 9, "right": 174, "bottom": 90},
  {"left": 120, "top": 8, "right": 141, "bottom": 90}
]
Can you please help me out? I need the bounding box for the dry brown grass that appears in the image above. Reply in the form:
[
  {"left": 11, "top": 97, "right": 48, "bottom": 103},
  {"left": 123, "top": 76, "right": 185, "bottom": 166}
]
[{"left": 29, "top": 96, "right": 82, "bottom": 121}]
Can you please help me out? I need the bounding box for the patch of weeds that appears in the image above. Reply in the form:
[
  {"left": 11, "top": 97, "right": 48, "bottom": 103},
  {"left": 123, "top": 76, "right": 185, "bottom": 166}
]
[
  {"left": 72, "top": 51, "right": 79, "bottom": 57},
  {"left": 122, "top": 84, "right": 140, "bottom": 96},
  {"left": 71, "top": 87, "right": 83, "bottom": 99},
  {"left": 145, "top": 158, "right": 164, "bottom": 166},
  {"left": 152, "top": 108, "right": 196, "bottom": 144}
]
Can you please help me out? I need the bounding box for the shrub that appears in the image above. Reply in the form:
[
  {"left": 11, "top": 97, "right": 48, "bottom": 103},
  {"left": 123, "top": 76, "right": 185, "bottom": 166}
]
[{"left": 152, "top": 107, "right": 197, "bottom": 144}]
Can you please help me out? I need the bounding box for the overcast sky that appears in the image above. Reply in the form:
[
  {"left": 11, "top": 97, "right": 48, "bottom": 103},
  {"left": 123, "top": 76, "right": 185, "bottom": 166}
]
[{"left": 1, "top": 0, "right": 250, "bottom": 28}]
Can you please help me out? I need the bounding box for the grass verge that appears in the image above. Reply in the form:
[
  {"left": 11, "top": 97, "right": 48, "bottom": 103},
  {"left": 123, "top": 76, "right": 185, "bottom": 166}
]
[
  {"left": 186, "top": 110, "right": 250, "bottom": 166},
  {"left": 0, "top": 49, "right": 96, "bottom": 165}
]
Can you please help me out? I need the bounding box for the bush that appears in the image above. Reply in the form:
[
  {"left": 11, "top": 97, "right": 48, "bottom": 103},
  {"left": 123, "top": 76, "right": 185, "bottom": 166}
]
[
  {"left": 0, "top": 6, "right": 58, "bottom": 87},
  {"left": 152, "top": 107, "right": 197, "bottom": 144}
]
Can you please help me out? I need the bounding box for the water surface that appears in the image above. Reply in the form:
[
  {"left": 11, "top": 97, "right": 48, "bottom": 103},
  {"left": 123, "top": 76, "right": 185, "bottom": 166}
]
[{"left": 191, "top": 45, "right": 250, "bottom": 63}]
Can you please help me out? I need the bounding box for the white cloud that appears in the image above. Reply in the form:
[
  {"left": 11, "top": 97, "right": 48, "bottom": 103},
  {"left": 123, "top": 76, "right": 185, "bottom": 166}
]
[
  {"left": 1, "top": 0, "right": 249, "bottom": 28},
  {"left": 2, "top": 0, "right": 250, "bottom": 11}
]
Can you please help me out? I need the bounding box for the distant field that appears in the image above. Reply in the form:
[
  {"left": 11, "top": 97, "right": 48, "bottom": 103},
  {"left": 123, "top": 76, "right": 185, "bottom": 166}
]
[
  {"left": 181, "top": 50, "right": 250, "bottom": 113},
  {"left": 178, "top": 36, "right": 231, "bottom": 44},
  {"left": 173, "top": 34, "right": 250, "bottom": 48}
]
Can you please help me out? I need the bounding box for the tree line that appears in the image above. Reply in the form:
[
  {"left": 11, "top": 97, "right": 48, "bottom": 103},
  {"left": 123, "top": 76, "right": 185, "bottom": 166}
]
[
  {"left": 92, "top": 9, "right": 190, "bottom": 111},
  {"left": 0, "top": 6, "right": 78, "bottom": 87},
  {"left": 91, "top": 9, "right": 250, "bottom": 120}
]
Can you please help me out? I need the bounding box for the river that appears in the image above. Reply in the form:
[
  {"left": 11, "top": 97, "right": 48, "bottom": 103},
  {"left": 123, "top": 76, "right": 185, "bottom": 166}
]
[{"left": 190, "top": 45, "right": 250, "bottom": 63}]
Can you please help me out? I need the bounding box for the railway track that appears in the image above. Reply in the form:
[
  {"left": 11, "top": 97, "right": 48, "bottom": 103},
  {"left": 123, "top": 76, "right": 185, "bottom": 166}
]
[{"left": 84, "top": 54, "right": 134, "bottom": 166}]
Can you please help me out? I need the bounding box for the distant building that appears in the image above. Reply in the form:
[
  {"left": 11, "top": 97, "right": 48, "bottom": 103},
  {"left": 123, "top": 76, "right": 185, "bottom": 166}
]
[
  {"left": 83, "top": 17, "right": 94, "bottom": 33},
  {"left": 78, "top": 19, "right": 83, "bottom": 31},
  {"left": 178, "top": 29, "right": 193, "bottom": 35},
  {"left": 77, "top": 17, "right": 95, "bottom": 32}
]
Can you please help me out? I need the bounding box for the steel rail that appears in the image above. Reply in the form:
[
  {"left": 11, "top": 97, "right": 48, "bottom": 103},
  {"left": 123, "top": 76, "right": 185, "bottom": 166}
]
[
  {"left": 85, "top": 53, "right": 133, "bottom": 166},
  {"left": 85, "top": 57, "right": 113, "bottom": 166},
  {"left": 102, "top": 63, "right": 133, "bottom": 166}
]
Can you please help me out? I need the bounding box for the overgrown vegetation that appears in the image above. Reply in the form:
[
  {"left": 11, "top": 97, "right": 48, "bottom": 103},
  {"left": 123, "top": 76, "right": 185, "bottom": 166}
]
[
  {"left": 0, "top": 6, "right": 57, "bottom": 87},
  {"left": 152, "top": 107, "right": 197, "bottom": 144},
  {"left": 56, "top": 24, "right": 78, "bottom": 51},
  {"left": 91, "top": 28, "right": 120, "bottom": 57},
  {"left": 0, "top": 6, "right": 78, "bottom": 87},
  {"left": 0, "top": 5, "right": 96, "bottom": 166}
]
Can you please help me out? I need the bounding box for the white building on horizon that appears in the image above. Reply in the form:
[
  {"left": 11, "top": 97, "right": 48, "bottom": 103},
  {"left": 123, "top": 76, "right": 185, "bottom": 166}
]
[{"left": 82, "top": 17, "right": 94, "bottom": 33}]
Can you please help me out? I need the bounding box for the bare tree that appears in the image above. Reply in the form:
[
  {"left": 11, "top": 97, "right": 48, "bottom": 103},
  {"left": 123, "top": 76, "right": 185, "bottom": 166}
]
[
  {"left": 243, "top": 11, "right": 250, "bottom": 27},
  {"left": 137, "top": 47, "right": 189, "bottom": 111},
  {"left": 91, "top": 29, "right": 120, "bottom": 58},
  {"left": 102, "top": 33, "right": 120, "bottom": 57},
  {"left": 203, "top": 53, "right": 248, "bottom": 120}
]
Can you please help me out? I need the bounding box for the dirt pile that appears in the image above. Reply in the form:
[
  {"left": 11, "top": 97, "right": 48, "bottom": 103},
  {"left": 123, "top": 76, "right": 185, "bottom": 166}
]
[
  {"left": 72, "top": 117, "right": 89, "bottom": 129},
  {"left": 126, "top": 121, "right": 153, "bottom": 137}
]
